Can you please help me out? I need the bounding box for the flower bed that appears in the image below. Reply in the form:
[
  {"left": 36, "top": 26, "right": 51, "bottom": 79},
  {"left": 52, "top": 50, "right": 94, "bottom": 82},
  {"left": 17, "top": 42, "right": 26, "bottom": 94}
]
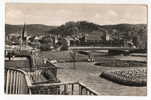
[
  {"left": 95, "top": 60, "right": 146, "bottom": 67},
  {"left": 100, "top": 68, "right": 147, "bottom": 86}
]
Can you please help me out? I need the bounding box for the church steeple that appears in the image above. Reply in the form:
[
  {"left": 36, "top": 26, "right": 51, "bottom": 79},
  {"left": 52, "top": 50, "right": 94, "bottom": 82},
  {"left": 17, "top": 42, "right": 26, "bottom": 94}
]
[
  {"left": 20, "top": 22, "right": 27, "bottom": 49},
  {"left": 22, "top": 22, "right": 26, "bottom": 41}
]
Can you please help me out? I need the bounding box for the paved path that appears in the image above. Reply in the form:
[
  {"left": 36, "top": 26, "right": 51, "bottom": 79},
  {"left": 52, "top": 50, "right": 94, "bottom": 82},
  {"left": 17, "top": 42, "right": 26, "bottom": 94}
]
[{"left": 56, "top": 62, "right": 147, "bottom": 96}]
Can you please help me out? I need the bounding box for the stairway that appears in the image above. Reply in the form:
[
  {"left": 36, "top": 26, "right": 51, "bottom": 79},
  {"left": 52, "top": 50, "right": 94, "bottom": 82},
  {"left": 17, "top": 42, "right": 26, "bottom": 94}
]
[{"left": 27, "top": 70, "right": 48, "bottom": 83}]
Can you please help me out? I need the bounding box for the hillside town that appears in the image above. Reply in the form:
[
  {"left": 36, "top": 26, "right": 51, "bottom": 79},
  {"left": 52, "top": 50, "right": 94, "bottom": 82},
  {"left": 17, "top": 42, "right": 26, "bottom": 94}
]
[
  {"left": 5, "top": 21, "right": 147, "bottom": 51},
  {"left": 5, "top": 4, "right": 147, "bottom": 96}
]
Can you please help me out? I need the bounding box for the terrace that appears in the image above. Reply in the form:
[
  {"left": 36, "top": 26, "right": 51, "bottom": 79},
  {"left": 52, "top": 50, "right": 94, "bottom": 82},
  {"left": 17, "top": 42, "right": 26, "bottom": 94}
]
[
  {"left": 4, "top": 48, "right": 147, "bottom": 95},
  {"left": 5, "top": 67, "right": 98, "bottom": 95},
  {"left": 4, "top": 49, "right": 99, "bottom": 95}
]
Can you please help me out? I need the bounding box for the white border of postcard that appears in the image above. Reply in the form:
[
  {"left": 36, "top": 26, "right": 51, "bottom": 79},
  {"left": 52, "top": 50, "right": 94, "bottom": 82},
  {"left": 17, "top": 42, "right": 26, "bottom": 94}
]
[{"left": 0, "top": 0, "right": 151, "bottom": 100}]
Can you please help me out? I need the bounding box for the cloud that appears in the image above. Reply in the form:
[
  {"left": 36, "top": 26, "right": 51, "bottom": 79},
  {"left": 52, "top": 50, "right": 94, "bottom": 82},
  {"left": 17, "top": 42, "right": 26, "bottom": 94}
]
[
  {"left": 58, "top": 9, "right": 66, "bottom": 14},
  {"left": 7, "top": 9, "right": 24, "bottom": 17},
  {"left": 107, "top": 10, "right": 118, "bottom": 17},
  {"left": 5, "top": 4, "right": 147, "bottom": 25},
  {"left": 6, "top": 9, "right": 25, "bottom": 24},
  {"left": 94, "top": 13, "right": 101, "bottom": 18}
]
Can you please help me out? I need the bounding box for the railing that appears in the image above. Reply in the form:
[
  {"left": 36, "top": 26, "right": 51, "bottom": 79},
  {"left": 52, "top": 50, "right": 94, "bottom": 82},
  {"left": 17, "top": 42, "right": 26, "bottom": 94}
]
[
  {"left": 29, "top": 81, "right": 99, "bottom": 95},
  {"left": 5, "top": 68, "right": 99, "bottom": 95},
  {"left": 5, "top": 68, "right": 31, "bottom": 94},
  {"left": 78, "top": 82, "right": 99, "bottom": 95}
]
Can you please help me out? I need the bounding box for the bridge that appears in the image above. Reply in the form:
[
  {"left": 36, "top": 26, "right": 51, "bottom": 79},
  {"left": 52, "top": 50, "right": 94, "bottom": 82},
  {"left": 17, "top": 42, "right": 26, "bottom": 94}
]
[
  {"left": 69, "top": 46, "right": 140, "bottom": 51},
  {"left": 69, "top": 46, "right": 146, "bottom": 55}
]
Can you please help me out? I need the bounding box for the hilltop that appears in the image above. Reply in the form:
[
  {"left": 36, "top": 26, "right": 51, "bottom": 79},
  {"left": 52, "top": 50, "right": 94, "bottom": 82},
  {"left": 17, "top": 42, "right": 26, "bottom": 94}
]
[{"left": 48, "top": 21, "right": 147, "bottom": 48}]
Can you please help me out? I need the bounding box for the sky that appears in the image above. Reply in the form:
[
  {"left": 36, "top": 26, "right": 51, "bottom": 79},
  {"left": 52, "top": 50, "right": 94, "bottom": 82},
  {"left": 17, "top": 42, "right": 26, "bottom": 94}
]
[{"left": 5, "top": 3, "right": 147, "bottom": 26}]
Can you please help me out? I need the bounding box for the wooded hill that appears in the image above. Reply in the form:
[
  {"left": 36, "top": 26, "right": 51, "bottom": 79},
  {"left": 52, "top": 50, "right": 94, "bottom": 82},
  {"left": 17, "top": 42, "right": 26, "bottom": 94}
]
[
  {"left": 48, "top": 21, "right": 147, "bottom": 49},
  {"left": 5, "top": 24, "right": 57, "bottom": 36}
]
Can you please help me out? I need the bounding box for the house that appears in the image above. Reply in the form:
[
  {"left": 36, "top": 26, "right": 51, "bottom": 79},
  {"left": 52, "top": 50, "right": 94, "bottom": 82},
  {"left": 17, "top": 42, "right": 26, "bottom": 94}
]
[
  {"left": 85, "top": 34, "right": 102, "bottom": 43},
  {"left": 6, "top": 33, "right": 21, "bottom": 45},
  {"left": 64, "top": 36, "right": 75, "bottom": 46},
  {"left": 106, "top": 33, "right": 110, "bottom": 41},
  {"left": 84, "top": 30, "right": 106, "bottom": 42}
]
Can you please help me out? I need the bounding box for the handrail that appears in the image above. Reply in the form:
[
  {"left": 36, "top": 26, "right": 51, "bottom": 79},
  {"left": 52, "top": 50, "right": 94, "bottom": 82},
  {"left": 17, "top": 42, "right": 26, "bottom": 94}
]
[
  {"left": 29, "top": 81, "right": 99, "bottom": 95},
  {"left": 5, "top": 67, "right": 32, "bottom": 94},
  {"left": 30, "top": 81, "right": 79, "bottom": 87},
  {"left": 5, "top": 68, "right": 99, "bottom": 95},
  {"left": 78, "top": 82, "right": 99, "bottom": 95}
]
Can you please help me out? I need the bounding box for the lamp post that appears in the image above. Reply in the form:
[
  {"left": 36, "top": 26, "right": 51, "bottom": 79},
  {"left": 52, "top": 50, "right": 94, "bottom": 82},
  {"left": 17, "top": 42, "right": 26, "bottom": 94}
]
[{"left": 70, "top": 50, "right": 76, "bottom": 69}]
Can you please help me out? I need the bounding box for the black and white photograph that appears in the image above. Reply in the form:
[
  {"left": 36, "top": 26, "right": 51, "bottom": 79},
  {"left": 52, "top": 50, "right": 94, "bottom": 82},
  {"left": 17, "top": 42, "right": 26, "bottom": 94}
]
[{"left": 4, "top": 3, "right": 147, "bottom": 96}]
